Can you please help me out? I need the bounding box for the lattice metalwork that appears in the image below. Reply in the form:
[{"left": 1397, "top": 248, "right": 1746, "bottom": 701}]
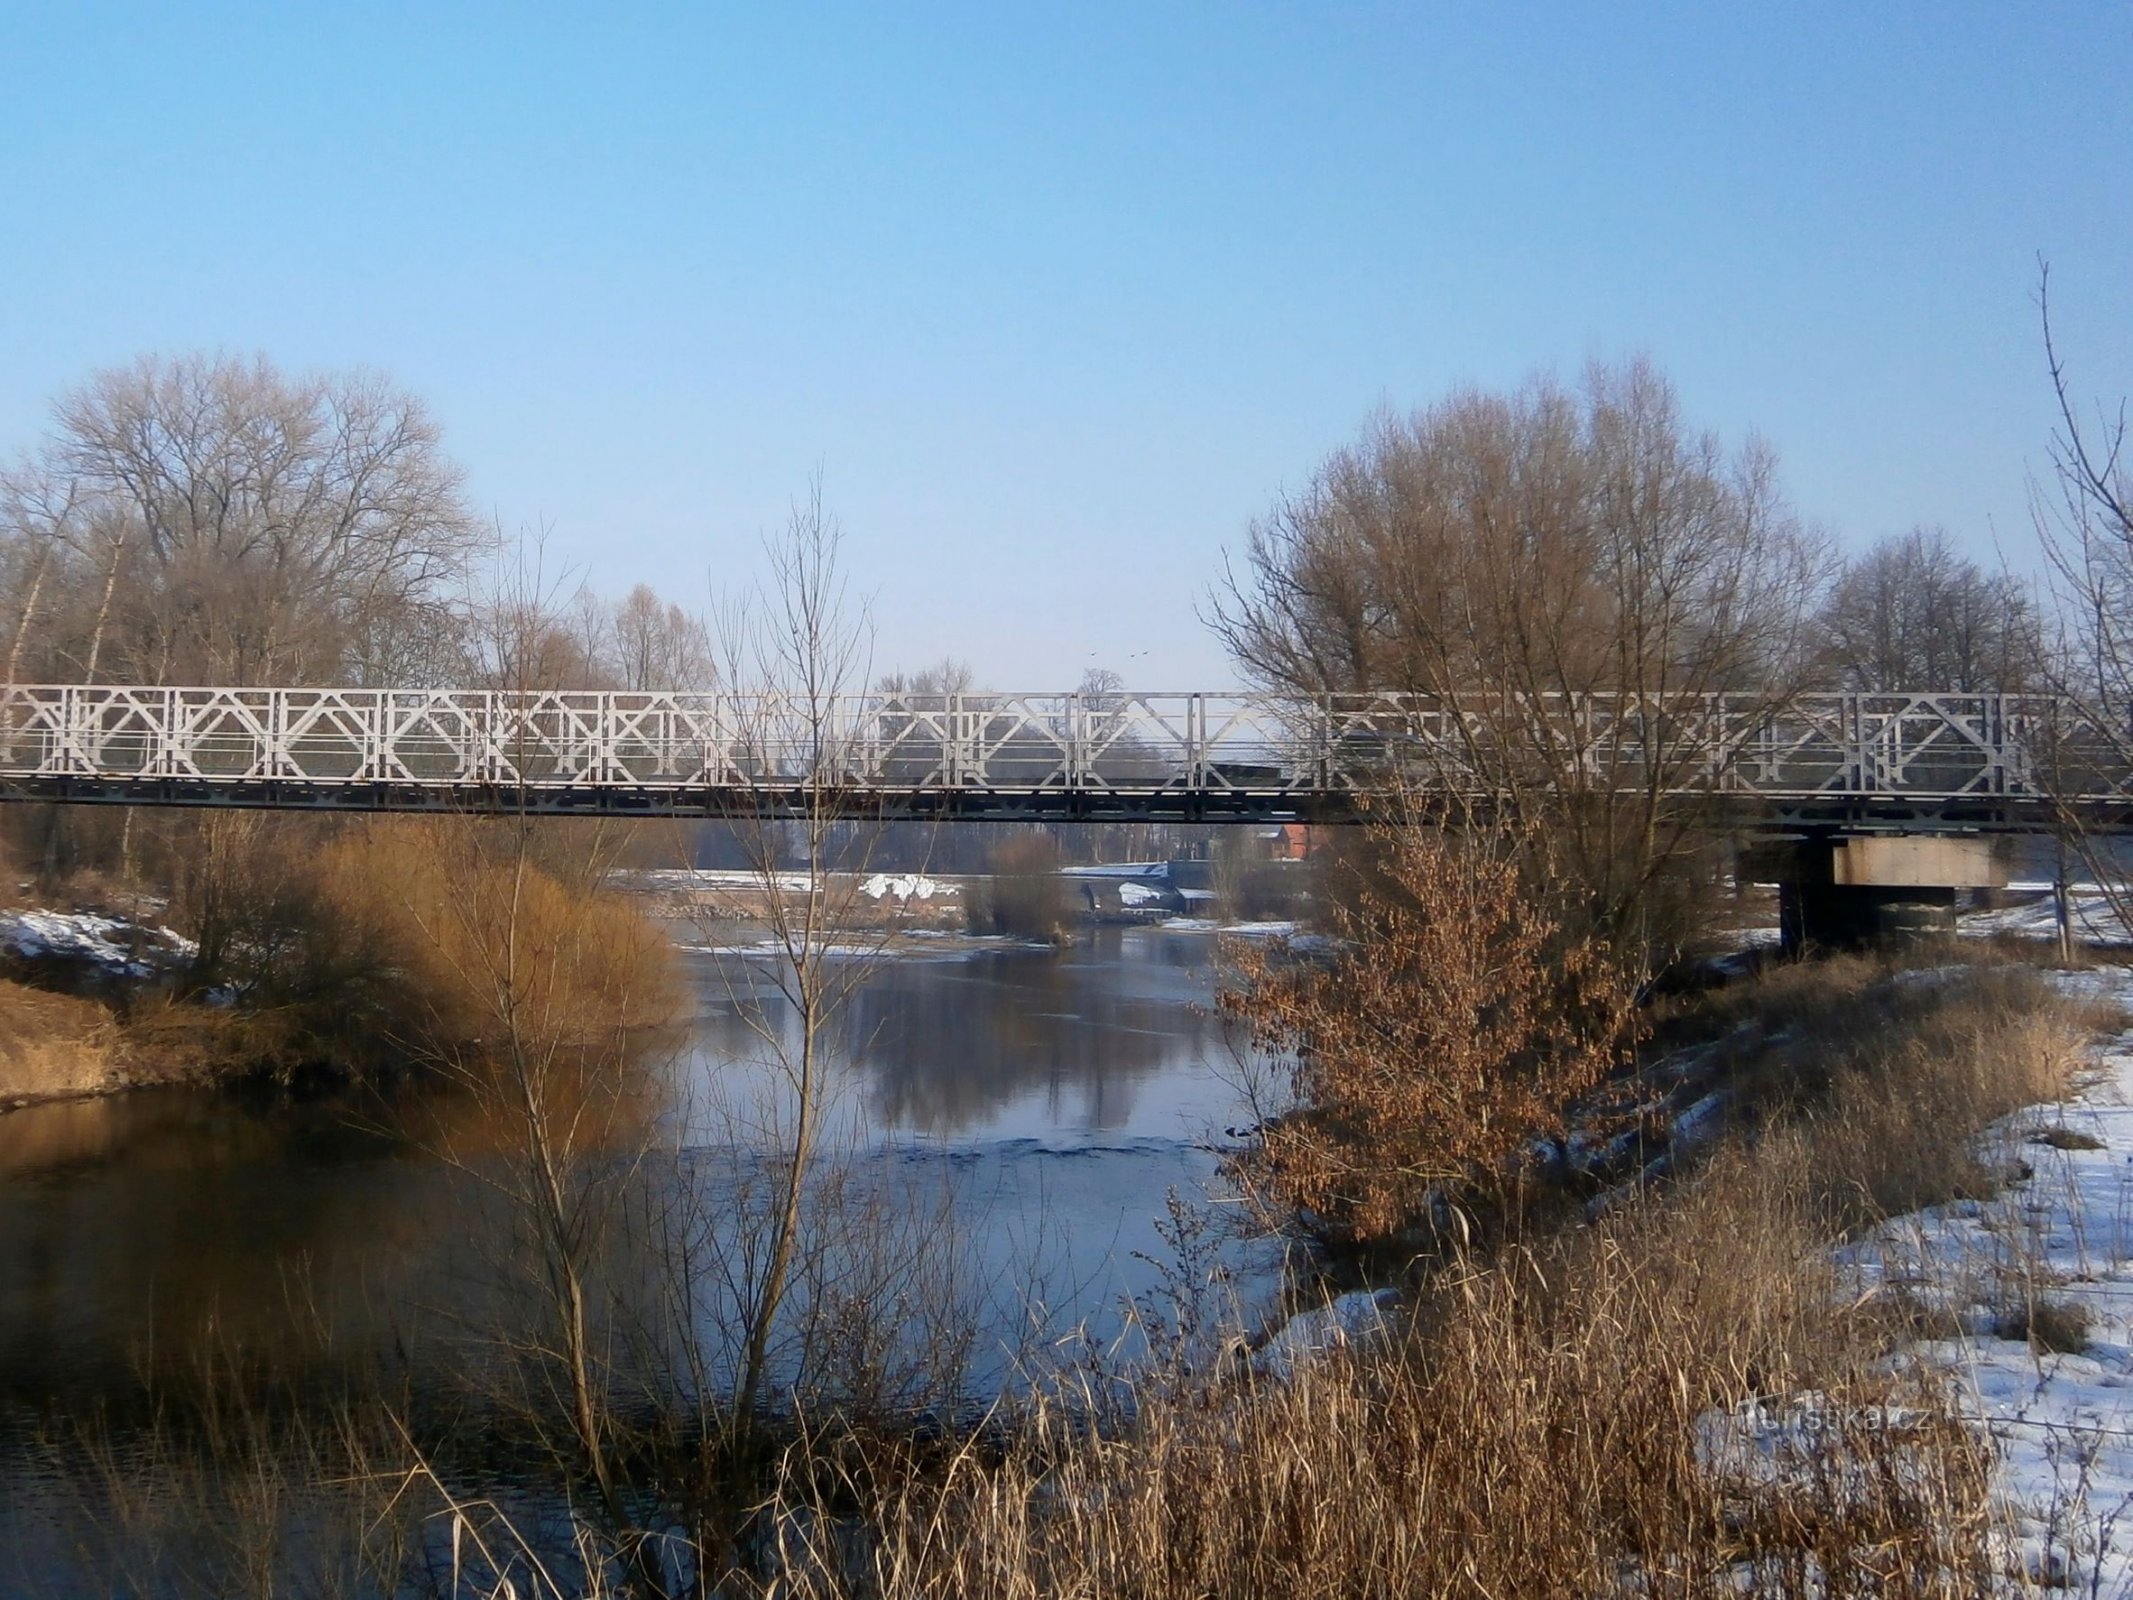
[{"left": 0, "top": 685, "right": 2124, "bottom": 825}]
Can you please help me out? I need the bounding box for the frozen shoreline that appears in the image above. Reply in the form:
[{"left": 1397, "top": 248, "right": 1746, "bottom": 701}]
[{"left": 1697, "top": 964, "right": 2133, "bottom": 1590}]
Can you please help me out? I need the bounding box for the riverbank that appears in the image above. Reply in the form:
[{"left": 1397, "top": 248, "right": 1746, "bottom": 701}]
[
  {"left": 1830, "top": 964, "right": 2133, "bottom": 1588},
  {"left": 6, "top": 881, "right": 2127, "bottom": 1593},
  {"left": 0, "top": 906, "right": 226, "bottom": 1111},
  {"left": 0, "top": 818, "right": 683, "bottom": 1107}
]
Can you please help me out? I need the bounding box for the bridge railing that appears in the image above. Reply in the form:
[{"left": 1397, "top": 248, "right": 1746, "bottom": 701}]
[{"left": 0, "top": 685, "right": 2126, "bottom": 806}]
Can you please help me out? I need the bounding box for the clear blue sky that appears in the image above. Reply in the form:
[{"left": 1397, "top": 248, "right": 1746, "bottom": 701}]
[{"left": 2, "top": 3, "right": 2128, "bottom": 687}]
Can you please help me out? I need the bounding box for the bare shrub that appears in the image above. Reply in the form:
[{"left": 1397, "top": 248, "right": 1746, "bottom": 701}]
[
  {"left": 1997, "top": 1293, "right": 2094, "bottom": 1356},
  {"left": 966, "top": 831, "right": 1069, "bottom": 942},
  {"left": 2032, "top": 1124, "right": 2107, "bottom": 1151},
  {"left": 1222, "top": 812, "right": 1635, "bottom": 1244},
  {"left": 161, "top": 814, "right": 677, "bottom": 1080}
]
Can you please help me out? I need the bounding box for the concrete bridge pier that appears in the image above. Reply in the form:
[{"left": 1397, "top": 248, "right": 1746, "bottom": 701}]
[{"left": 1749, "top": 835, "right": 2007, "bottom": 953}]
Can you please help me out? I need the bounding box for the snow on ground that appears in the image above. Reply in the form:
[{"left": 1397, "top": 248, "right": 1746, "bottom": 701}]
[
  {"left": 681, "top": 932, "right": 1051, "bottom": 961},
  {"left": 858, "top": 873, "right": 956, "bottom": 901},
  {"left": 1159, "top": 917, "right": 1301, "bottom": 937},
  {"left": 1967, "top": 886, "right": 2133, "bottom": 946},
  {"left": 1249, "top": 1288, "right": 1402, "bottom": 1382},
  {"left": 625, "top": 868, "right": 837, "bottom": 895},
  {"left": 1797, "top": 966, "right": 2133, "bottom": 1591},
  {"left": 622, "top": 868, "right": 962, "bottom": 902},
  {"left": 0, "top": 909, "right": 192, "bottom": 977}
]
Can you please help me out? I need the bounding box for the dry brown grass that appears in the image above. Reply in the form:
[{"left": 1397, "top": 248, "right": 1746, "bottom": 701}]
[
  {"left": 0, "top": 977, "right": 122, "bottom": 1099},
  {"left": 710, "top": 954, "right": 2093, "bottom": 1598},
  {"left": 1671, "top": 956, "right": 2102, "bottom": 1234},
  {"left": 739, "top": 1138, "right": 1993, "bottom": 1599},
  {"left": 155, "top": 816, "right": 682, "bottom": 1080}
]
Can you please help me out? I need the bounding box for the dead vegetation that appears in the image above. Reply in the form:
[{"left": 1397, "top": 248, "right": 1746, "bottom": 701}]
[
  {"left": 964, "top": 832, "right": 1072, "bottom": 943},
  {"left": 1221, "top": 815, "right": 1635, "bottom": 1245},
  {"left": 698, "top": 953, "right": 2077, "bottom": 1600},
  {"left": 164, "top": 814, "right": 679, "bottom": 1082},
  {"left": 1657, "top": 952, "right": 2102, "bottom": 1234},
  {"left": 756, "top": 1151, "right": 1994, "bottom": 1600},
  {"left": 0, "top": 814, "right": 682, "bottom": 1103},
  {"left": 0, "top": 978, "right": 122, "bottom": 1101}
]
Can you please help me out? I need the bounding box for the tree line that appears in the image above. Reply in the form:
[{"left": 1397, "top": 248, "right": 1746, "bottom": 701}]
[
  {"left": 0, "top": 352, "right": 714, "bottom": 695},
  {"left": 2, "top": 310, "right": 2124, "bottom": 923},
  {"left": 0, "top": 350, "right": 2057, "bottom": 706}
]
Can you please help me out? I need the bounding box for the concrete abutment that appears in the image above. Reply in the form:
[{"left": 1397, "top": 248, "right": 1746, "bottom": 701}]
[{"left": 1746, "top": 835, "right": 2007, "bottom": 952}]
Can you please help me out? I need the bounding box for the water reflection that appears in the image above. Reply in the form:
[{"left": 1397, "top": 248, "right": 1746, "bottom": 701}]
[
  {"left": 0, "top": 927, "right": 1256, "bottom": 1416},
  {"left": 0, "top": 925, "right": 1287, "bottom": 1593},
  {"left": 683, "top": 927, "right": 1235, "bottom": 1142}
]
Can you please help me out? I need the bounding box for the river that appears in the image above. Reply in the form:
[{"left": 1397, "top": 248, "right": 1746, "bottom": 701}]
[{"left": 0, "top": 921, "right": 1282, "bottom": 1587}]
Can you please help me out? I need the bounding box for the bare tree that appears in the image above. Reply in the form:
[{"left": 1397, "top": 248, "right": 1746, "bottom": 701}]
[
  {"left": 875, "top": 655, "right": 974, "bottom": 704},
  {"left": 612, "top": 583, "right": 714, "bottom": 690},
  {"left": 714, "top": 487, "right": 878, "bottom": 1429},
  {"left": 571, "top": 581, "right": 718, "bottom": 691},
  {"left": 1210, "top": 359, "right": 1828, "bottom": 968},
  {"left": 0, "top": 472, "right": 77, "bottom": 686},
  {"left": 2029, "top": 264, "right": 2133, "bottom": 954},
  {"left": 0, "top": 352, "right": 481, "bottom": 687},
  {"left": 2035, "top": 263, "right": 2133, "bottom": 703},
  {"left": 1812, "top": 527, "right": 2037, "bottom": 692}
]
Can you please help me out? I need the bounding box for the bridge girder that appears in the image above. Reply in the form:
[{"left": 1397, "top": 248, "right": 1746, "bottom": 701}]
[{"left": 0, "top": 684, "right": 2127, "bottom": 831}]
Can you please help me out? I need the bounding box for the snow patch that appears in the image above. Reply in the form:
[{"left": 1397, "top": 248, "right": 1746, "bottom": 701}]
[
  {"left": 0, "top": 909, "right": 193, "bottom": 978},
  {"left": 1249, "top": 1288, "right": 1401, "bottom": 1382},
  {"left": 859, "top": 873, "right": 957, "bottom": 902},
  {"left": 1966, "top": 888, "right": 2133, "bottom": 946},
  {"left": 1785, "top": 963, "right": 2133, "bottom": 1591}
]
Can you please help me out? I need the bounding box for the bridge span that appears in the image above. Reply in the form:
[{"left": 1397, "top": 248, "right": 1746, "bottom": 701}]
[{"left": 0, "top": 683, "right": 2122, "bottom": 831}]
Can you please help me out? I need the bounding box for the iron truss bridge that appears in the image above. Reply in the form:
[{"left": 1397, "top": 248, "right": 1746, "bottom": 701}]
[{"left": 0, "top": 684, "right": 2126, "bottom": 828}]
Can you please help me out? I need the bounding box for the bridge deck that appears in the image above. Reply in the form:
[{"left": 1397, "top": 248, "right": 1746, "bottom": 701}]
[{"left": 0, "top": 685, "right": 2123, "bottom": 828}]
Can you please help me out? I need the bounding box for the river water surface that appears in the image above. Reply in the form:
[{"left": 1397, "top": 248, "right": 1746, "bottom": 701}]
[{"left": 0, "top": 922, "right": 1276, "bottom": 1580}]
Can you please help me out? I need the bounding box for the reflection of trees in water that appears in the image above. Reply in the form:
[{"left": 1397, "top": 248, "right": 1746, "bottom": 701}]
[
  {"left": 0, "top": 943, "right": 1225, "bottom": 1422},
  {"left": 0, "top": 1065, "right": 672, "bottom": 1411},
  {"left": 843, "top": 952, "right": 1220, "bottom": 1136}
]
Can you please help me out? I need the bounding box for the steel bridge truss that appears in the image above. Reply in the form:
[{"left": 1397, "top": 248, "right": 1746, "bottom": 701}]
[{"left": 0, "top": 685, "right": 2126, "bottom": 827}]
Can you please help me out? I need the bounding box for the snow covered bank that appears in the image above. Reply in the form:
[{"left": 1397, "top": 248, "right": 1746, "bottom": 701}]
[
  {"left": 1967, "top": 886, "right": 2133, "bottom": 947},
  {"left": 0, "top": 908, "right": 193, "bottom": 980},
  {"left": 1819, "top": 967, "right": 2133, "bottom": 1590},
  {"left": 859, "top": 872, "right": 957, "bottom": 901}
]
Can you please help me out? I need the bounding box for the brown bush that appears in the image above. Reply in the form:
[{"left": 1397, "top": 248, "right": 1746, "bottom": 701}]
[
  {"left": 164, "top": 815, "right": 680, "bottom": 1079},
  {"left": 965, "top": 831, "right": 1070, "bottom": 942},
  {"left": 1222, "top": 815, "right": 1636, "bottom": 1243},
  {"left": 310, "top": 819, "right": 680, "bottom": 1068}
]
